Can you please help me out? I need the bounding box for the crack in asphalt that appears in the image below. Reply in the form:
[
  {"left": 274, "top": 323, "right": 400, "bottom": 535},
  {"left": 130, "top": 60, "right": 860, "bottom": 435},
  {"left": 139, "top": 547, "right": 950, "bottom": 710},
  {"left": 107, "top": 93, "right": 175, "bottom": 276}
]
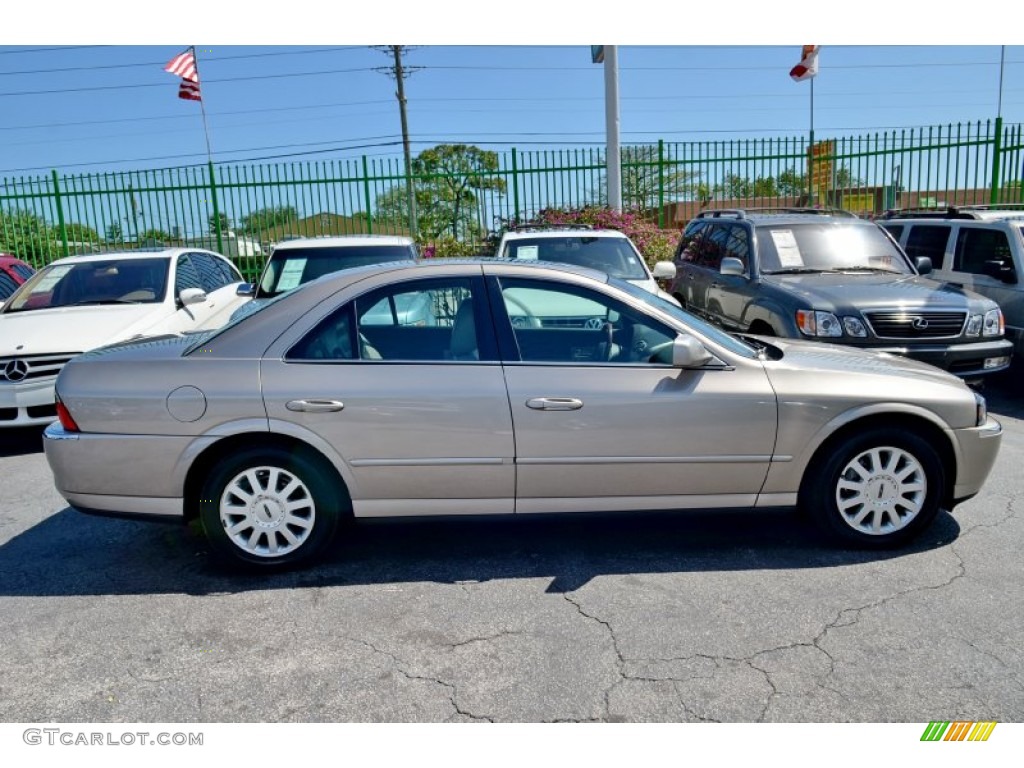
[
  {"left": 562, "top": 592, "right": 624, "bottom": 721},
  {"left": 449, "top": 631, "right": 523, "bottom": 649},
  {"left": 345, "top": 635, "right": 493, "bottom": 722}
]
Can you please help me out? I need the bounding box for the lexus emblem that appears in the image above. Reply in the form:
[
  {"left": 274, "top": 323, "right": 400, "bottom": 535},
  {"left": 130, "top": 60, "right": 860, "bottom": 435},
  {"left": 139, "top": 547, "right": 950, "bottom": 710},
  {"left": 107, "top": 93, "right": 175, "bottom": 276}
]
[
  {"left": 910, "top": 316, "right": 929, "bottom": 330},
  {"left": 1, "top": 359, "right": 29, "bottom": 382}
]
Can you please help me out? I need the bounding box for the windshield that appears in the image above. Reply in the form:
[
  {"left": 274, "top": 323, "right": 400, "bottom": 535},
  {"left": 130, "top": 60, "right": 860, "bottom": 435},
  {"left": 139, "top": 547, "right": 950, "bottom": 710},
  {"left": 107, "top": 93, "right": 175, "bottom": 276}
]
[
  {"left": 2, "top": 257, "right": 169, "bottom": 312},
  {"left": 756, "top": 222, "right": 913, "bottom": 275},
  {"left": 611, "top": 278, "right": 759, "bottom": 359},
  {"left": 503, "top": 236, "right": 650, "bottom": 280},
  {"left": 257, "top": 245, "right": 416, "bottom": 298}
]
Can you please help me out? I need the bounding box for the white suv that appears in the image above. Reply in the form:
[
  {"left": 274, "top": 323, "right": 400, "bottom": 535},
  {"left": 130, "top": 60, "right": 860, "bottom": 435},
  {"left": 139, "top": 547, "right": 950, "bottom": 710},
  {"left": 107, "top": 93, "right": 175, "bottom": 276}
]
[
  {"left": 880, "top": 206, "right": 1024, "bottom": 359},
  {"left": 495, "top": 225, "right": 679, "bottom": 305}
]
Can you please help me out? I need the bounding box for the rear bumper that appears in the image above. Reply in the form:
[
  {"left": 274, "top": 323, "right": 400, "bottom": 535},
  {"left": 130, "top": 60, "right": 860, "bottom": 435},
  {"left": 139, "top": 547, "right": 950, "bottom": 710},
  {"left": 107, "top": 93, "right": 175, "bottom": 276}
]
[{"left": 866, "top": 339, "right": 1013, "bottom": 378}]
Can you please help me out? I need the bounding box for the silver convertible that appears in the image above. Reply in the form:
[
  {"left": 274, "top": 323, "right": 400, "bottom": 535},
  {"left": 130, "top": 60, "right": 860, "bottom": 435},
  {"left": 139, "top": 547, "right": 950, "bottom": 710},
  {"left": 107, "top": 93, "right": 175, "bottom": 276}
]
[{"left": 43, "top": 260, "right": 1003, "bottom": 569}]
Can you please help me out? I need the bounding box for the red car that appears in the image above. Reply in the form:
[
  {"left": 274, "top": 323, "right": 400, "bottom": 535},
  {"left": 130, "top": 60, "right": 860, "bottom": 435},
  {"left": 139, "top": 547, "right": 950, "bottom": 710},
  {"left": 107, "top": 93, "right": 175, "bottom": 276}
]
[{"left": 0, "top": 254, "right": 35, "bottom": 303}]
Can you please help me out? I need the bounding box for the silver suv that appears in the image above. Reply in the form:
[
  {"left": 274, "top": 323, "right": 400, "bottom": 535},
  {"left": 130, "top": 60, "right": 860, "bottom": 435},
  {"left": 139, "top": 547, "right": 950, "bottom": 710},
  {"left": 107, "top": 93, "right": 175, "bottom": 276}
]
[{"left": 880, "top": 206, "right": 1024, "bottom": 360}]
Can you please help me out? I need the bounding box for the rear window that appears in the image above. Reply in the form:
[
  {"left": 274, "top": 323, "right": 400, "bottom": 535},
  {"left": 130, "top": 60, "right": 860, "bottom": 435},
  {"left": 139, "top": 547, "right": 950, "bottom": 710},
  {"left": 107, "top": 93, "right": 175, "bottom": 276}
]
[
  {"left": 502, "top": 236, "right": 649, "bottom": 280},
  {"left": 257, "top": 245, "right": 416, "bottom": 298}
]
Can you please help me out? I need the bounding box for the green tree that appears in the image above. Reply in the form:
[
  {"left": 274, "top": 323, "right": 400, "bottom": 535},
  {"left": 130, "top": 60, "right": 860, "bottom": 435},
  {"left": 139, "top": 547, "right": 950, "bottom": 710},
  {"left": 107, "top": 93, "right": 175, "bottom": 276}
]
[
  {"left": 411, "top": 144, "right": 506, "bottom": 239},
  {"left": 139, "top": 228, "right": 171, "bottom": 242},
  {"left": 209, "top": 212, "right": 231, "bottom": 234},
  {"left": 239, "top": 205, "right": 298, "bottom": 235},
  {"left": 105, "top": 223, "right": 124, "bottom": 242},
  {"left": 0, "top": 209, "right": 59, "bottom": 262},
  {"left": 777, "top": 168, "right": 807, "bottom": 196},
  {"left": 619, "top": 146, "right": 703, "bottom": 210},
  {"left": 64, "top": 223, "right": 101, "bottom": 243}
]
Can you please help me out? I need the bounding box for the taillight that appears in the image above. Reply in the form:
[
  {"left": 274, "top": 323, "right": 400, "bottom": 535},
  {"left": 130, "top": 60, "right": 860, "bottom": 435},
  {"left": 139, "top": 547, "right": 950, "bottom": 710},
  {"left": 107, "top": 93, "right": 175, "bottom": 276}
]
[{"left": 55, "top": 397, "right": 80, "bottom": 432}]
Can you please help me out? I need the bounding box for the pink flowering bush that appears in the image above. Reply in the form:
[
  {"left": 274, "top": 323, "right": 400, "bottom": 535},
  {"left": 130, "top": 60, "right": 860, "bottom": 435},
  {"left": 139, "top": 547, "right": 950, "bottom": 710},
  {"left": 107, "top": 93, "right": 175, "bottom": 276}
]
[{"left": 524, "top": 207, "right": 678, "bottom": 266}]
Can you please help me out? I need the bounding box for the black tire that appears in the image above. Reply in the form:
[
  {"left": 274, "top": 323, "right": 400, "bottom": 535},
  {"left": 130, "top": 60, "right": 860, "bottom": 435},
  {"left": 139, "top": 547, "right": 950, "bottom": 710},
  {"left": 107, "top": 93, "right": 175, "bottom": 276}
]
[
  {"left": 198, "top": 445, "right": 347, "bottom": 569},
  {"left": 801, "top": 428, "right": 945, "bottom": 548}
]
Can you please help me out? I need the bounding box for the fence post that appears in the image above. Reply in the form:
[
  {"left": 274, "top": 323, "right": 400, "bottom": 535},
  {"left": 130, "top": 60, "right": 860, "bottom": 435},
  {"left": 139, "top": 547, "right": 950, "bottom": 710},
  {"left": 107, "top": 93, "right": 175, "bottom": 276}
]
[
  {"left": 51, "top": 170, "right": 69, "bottom": 259},
  {"left": 657, "top": 139, "right": 665, "bottom": 228},
  {"left": 207, "top": 161, "right": 224, "bottom": 254},
  {"left": 362, "top": 155, "right": 374, "bottom": 235},
  {"left": 511, "top": 147, "right": 520, "bottom": 223},
  {"left": 990, "top": 116, "right": 1004, "bottom": 205}
]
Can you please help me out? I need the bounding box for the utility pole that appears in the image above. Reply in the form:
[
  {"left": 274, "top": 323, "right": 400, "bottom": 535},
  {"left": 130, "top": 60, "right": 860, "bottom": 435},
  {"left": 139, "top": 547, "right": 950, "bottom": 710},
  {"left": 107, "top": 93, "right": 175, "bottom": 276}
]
[
  {"left": 604, "top": 46, "right": 622, "bottom": 212},
  {"left": 376, "top": 46, "right": 418, "bottom": 237}
]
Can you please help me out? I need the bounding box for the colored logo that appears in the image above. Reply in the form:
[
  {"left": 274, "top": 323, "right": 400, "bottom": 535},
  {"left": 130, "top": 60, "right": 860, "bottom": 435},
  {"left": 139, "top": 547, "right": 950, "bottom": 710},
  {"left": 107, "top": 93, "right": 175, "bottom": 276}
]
[{"left": 921, "top": 721, "right": 997, "bottom": 741}]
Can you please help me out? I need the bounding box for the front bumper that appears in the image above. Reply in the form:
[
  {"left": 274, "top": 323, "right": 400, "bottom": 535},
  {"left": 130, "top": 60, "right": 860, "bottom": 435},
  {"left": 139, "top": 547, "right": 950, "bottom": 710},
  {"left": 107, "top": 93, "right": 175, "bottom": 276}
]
[
  {"left": 865, "top": 338, "right": 1013, "bottom": 378},
  {"left": 0, "top": 378, "right": 58, "bottom": 427},
  {"left": 950, "top": 416, "right": 1003, "bottom": 506}
]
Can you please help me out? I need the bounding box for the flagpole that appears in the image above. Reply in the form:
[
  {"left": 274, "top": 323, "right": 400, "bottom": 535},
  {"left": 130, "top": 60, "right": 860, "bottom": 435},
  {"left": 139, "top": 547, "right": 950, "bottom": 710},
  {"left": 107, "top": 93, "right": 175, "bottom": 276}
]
[
  {"left": 808, "top": 77, "right": 815, "bottom": 206},
  {"left": 189, "top": 46, "right": 215, "bottom": 164}
]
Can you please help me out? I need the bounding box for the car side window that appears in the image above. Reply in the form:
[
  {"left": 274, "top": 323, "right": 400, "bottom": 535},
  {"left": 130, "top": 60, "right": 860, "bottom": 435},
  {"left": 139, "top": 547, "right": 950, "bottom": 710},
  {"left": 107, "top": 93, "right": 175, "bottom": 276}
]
[
  {"left": 0, "top": 271, "right": 17, "bottom": 300},
  {"left": 676, "top": 221, "right": 707, "bottom": 262},
  {"left": 904, "top": 225, "right": 951, "bottom": 265},
  {"left": 287, "top": 303, "right": 358, "bottom": 361},
  {"left": 496, "top": 277, "right": 676, "bottom": 365},
  {"left": 723, "top": 225, "right": 750, "bottom": 271},
  {"left": 881, "top": 224, "right": 904, "bottom": 241},
  {"left": 954, "top": 228, "right": 1012, "bottom": 275},
  {"left": 289, "top": 277, "right": 495, "bottom": 363},
  {"left": 175, "top": 254, "right": 204, "bottom": 296},
  {"left": 190, "top": 252, "right": 233, "bottom": 292}
]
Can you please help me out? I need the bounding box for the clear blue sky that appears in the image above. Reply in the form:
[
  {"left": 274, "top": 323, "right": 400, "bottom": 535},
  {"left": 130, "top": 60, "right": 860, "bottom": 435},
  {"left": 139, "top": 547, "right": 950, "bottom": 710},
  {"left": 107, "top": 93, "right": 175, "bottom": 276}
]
[{"left": 0, "top": 40, "right": 1019, "bottom": 178}]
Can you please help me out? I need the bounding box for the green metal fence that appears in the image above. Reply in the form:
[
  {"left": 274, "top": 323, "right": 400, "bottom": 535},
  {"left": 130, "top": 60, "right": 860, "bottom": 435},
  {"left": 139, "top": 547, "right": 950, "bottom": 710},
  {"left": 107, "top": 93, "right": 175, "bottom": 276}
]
[{"left": 2, "top": 120, "right": 1023, "bottom": 280}]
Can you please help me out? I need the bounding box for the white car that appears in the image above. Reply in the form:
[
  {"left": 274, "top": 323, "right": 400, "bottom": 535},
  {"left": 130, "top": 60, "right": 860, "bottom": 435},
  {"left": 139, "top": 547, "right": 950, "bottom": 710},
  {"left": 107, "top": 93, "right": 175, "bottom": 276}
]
[
  {"left": 495, "top": 226, "right": 680, "bottom": 305},
  {"left": 0, "top": 248, "right": 247, "bottom": 427}
]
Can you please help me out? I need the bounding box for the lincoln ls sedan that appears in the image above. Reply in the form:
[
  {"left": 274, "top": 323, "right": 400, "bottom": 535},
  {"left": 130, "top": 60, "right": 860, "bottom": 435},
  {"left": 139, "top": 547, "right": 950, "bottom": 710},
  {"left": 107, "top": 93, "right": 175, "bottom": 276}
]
[{"left": 43, "top": 259, "right": 1003, "bottom": 569}]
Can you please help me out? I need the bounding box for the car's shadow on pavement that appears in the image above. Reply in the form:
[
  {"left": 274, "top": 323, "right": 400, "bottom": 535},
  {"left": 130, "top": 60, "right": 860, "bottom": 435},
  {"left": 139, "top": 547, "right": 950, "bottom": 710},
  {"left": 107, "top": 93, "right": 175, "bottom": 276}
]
[
  {"left": 0, "top": 427, "right": 45, "bottom": 457},
  {"left": 0, "top": 505, "right": 962, "bottom": 597}
]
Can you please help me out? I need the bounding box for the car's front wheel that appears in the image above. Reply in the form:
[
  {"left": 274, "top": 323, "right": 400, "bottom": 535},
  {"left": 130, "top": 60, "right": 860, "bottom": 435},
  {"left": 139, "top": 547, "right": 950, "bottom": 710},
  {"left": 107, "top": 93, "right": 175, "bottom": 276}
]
[
  {"left": 198, "top": 446, "right": 345, "bottom": 568},
  {"left": 803, "top": 428, "right": 945, "bottom": 547}
]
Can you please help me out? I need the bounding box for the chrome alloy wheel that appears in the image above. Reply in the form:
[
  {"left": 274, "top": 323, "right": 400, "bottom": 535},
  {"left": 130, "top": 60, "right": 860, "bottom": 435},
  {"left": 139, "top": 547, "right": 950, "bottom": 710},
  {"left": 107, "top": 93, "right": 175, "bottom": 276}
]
[
  {"left": 835, "top": 446, "right": 926, "bottom": 536},
  {"left": 219, "top": 466, "right": 316, "bottom": 558}
]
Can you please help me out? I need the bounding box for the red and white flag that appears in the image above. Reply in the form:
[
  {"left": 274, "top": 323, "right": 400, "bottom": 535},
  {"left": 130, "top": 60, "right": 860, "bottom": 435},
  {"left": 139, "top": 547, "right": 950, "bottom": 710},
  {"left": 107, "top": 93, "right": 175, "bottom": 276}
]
[
  {"left": 178, "top": 79, "right": 202, "bottom": 101},
  {"left": 789, "top": 45, "right": 820, "bottom": 82},
  {"left": 164, "top": 49, "right": 198, "bottom": 82}
]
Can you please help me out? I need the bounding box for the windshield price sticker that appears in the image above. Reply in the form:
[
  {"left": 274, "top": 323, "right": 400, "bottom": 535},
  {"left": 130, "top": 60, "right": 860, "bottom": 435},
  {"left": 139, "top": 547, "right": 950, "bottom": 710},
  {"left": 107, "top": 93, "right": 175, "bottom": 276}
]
[
  {"left": 276, "top": 258, "right": 307, "bottom": 291},
  {"left": 770, "top": 229, "right": 804, "bottom": 267},
  {"left": 33, "top": 265, "right": 74, "bottom": 293},
  {"left": 516, "top": 245, "right": 540, "bottom": 261}
]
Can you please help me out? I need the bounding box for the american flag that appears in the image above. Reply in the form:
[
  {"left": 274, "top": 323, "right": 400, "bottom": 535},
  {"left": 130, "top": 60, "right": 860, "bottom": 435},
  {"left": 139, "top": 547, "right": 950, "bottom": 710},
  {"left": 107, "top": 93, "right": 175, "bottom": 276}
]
[
  {"left": 789, "top": 45, "right": 820, "bottom": 82},
  {"left": 164, "top": 49, "right": 198, "bottom": 82},
  {"left": 178, "top": 79, "right": 202, "bottom": 101}
]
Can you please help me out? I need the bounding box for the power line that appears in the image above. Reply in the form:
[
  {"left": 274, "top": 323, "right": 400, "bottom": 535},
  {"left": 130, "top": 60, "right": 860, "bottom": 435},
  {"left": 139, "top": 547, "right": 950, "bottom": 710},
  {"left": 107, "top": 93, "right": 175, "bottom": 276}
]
[
  {"left": 0, "top": 46, "right": 366, "bottom": 77},
  {"left": 0, "top": 45, "right": 110, "bottom": 56}
]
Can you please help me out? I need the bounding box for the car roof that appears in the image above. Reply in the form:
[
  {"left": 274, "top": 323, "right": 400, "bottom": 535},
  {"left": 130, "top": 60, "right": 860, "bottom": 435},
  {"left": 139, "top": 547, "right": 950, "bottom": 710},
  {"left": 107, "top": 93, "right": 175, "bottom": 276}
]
[
  {"left": 271, "top": 235, "right": 415, "bottom": 250},
  {"left": 885, "top": 212, "right": 1024, "bottom": 223},
  {"left": 500, "top": 228, "right": 629, "bottom": 241},
  {"left": 44, "top": 247, "right": 224, "bottom": 266},
  {"left": 0, "top": 254, "right": 32, "bottom": 267}
]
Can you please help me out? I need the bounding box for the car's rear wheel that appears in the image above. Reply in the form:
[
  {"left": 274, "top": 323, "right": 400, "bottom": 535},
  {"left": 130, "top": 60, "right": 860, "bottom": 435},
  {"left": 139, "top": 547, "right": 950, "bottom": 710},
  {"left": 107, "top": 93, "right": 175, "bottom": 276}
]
[
  {"left": 803, "top": 428, "right": 945, "bottom": 548},
  {"left": 199, "top": 446, "right": 345, "bottom": 568}
]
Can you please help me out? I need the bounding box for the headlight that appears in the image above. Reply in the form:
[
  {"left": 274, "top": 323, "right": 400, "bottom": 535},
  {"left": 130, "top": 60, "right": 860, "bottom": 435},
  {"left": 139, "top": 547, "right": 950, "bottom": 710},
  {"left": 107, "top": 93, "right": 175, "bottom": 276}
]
[
  {"left": 796, "top": 309, "right": 842, "bottom": 337},
  {"left": 965, "top": 314, "right": 983, "bottom": 336},
  {"left": 842, "top": 316, "right": 868, "bottom": 337},
  {"left": 982, "top": 308, "right": 1004, "bottom": 337},
  {"left": 975, "top": 392, "right": 987, "bottom": 426}
]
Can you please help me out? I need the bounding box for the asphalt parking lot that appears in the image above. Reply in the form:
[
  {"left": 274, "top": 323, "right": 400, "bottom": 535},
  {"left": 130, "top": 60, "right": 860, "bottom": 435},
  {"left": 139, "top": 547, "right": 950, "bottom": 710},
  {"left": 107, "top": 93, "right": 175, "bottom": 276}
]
[{"left": 1, "top": 376, "right": 1022, "bottom": 723}]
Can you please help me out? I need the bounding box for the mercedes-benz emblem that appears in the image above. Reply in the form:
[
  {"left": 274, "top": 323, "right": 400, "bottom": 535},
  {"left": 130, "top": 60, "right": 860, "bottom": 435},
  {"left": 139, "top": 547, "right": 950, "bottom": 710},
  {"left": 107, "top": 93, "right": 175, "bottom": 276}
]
[
  {"left": 1, "top": 359, "right": 29, "bottom": 382},
  {"left": 910, "top": 316, "right": 929, "bottom": 330}
]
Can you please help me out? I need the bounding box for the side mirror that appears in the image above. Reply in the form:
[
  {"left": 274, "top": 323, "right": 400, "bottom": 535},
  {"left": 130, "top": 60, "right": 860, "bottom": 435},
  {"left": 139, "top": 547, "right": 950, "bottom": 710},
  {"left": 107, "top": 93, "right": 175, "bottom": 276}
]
[
  {"left": 720, "top": 256, "right": 745, "bottom": 277},
  {"left": 178, "top": 287, "right": 208, "bottom": 307},
  {"left": 652, "top": 261, "right": 676, "bottom": 280},
  {"left": 914, "top": 256, "right": 933, "bottom": 275},
  {"left": 672, "top": 334, "right": 713, "bottom": 369},
  {"left": 236, "top": 282, "right": 256, "bottom": 297}
]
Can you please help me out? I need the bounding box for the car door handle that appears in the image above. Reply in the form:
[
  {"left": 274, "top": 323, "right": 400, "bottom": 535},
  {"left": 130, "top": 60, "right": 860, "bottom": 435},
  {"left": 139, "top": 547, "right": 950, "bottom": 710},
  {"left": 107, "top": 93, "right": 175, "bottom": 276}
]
[
  {"left": 286, "top": 399, "right": 345, "bottom": 413},
  {"left": 526, "top": 397, "right": 583, "bottom": 411}
]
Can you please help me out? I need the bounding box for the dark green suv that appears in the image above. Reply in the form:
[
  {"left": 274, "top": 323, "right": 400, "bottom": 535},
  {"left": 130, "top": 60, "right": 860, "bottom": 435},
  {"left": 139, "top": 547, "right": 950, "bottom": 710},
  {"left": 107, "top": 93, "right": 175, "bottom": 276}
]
[{"left": 665, "top": 208, "right": 1013, "bottom": 379}]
